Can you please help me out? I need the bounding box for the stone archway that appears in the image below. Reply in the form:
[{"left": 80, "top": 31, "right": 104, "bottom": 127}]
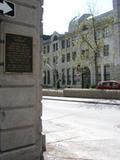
[{"left": 81, "top": 67, "right": 91, "bottom": 88}]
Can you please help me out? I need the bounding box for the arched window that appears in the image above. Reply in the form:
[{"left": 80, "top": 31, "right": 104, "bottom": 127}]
[
  {"left": 47, "top": 70, "right": 50, "bottom": 84},
  {"left": 43, "top": 71, "right": 46, "bottom": 84}
]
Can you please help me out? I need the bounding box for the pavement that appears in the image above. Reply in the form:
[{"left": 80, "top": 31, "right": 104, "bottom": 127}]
[{"left": 42, "top": 97, "right": 120, "bottom": 160}]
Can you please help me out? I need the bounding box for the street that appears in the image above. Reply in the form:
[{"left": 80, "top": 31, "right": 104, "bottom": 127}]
[{"left": 42, "top": 97, "right": 120, "bottom": 160}]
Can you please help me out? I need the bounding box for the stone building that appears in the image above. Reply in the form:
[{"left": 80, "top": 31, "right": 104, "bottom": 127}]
[
  {"left": 0, "top": 0, "right": 44, "bottom": 160},
  {"left": 42, "top": 0, "right": 120, "bottom": 89}
]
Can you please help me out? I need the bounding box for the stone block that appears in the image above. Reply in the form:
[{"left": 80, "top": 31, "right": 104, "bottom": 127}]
[
  {"left": 0, "top": 87, "right": 35, "bottom": 107},
  {"left": 0, "top": 107, "right": 35, "bottom": 129},
  {"left": 0, "top": 145, "right": 42, "bottom": 160},
  {"left": 1, "top": 127, "right": 35, "bottom": 152}
]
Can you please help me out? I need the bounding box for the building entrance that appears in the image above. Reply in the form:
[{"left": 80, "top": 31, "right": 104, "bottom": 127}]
[{"left": 82, "top": 67, "right": 91, "bottom": 88}]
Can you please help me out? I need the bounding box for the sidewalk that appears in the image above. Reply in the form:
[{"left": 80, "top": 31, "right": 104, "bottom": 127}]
[{"left": 43, "top": 96, "right": 120, "bottom": 106}]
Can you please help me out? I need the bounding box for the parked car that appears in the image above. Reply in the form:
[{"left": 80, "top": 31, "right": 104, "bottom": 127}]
[{"left": 96, "top": 80, "right": 120, "bottom": 90}]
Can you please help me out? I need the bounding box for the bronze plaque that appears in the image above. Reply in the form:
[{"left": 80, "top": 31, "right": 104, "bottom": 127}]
[{"left": 5, "top": 34, "right": 33, "bottom": 72}]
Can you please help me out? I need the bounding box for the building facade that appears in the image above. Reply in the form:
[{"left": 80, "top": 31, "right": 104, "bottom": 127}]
[{"left": 42, "top": 0, "right": 120, "bottom": 89}]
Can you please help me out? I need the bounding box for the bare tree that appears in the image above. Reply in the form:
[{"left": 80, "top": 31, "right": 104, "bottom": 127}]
[{"left": 74, "top": 4, "right": 114, "bottom": 85}]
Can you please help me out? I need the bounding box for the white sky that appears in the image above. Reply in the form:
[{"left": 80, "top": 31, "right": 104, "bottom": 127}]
[{"left": 43, "top": 0, "right": 113, "bottom": 35}]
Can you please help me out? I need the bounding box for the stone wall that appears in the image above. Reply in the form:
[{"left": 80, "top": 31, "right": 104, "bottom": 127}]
[
  {"left": 43, "top": 88, "right": 120, "bottom": 100},
  {"left": 64, "top": 88, "right": 120, "bottom": 100},
  {"left": 42, "top": 89, "right": 63, "bottom": 97},
  {"left": 0, "top": 0, "right": 44, "bottom": 160}
]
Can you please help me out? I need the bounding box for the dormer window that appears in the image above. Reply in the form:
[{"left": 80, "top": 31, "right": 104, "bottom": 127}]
[
  {"left": 103, "top": 27, "right": 110, "bottom": 38},
  {"left": 53, "top": 35, "right": 58, "bottom": 41},
  {"left": 82, "top": 25, "right": 88, "bottom": 31}
]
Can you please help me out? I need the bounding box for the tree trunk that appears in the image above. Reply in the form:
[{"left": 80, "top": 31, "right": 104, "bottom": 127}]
[{"left": 94, "top": 52, "right": 98, "bottom": 85}]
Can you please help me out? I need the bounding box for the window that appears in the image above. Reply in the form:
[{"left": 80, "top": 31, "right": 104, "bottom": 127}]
[
  {"left": 53, "top": 44, "right": 55, "bottom": 52},
  {"left": 96, "top": 49, "right": 101, "bottom": 57},
  {"left": 61, "top": 40, "right": 65, "bottom": 49},
  {"left": 81, "top": 49, "right": 89, "bottom": 57},
  {"left": 81, "top": 50, "right": 85, "bottom": 55},
  {"left": 82, "top": 25, "right": 88, "bottom": 31},
  {"left": 96, "top": 30, "right": 101, "bottom": 40},
  {"left": 103, "top": 27, "right": 110, "bottom": 38},
  {"left": 72, "top": 36, "right": 78, "bottom": 46},
  {"left": 67, "top": 68, "right": 71, "bottom": 85},
  {"left": 81, "top": 50, "right": 86, "bottom": 57},
  {"left": 97, "top": 66, "right": 101, "bottom": 82},
  {"left": 47, "top": 70, "right": 50, "bottom": 84},
  {"left": 53, "top": 56, "right": 55, "bottom": 64},
  {"left": 43, "top": 60, "right": 46, "bottom": 66},
  {"left": 47, "top": 45, "right": 50, "bottom": 53},
  {"left": 72, "top": 52, "right": 76, "bottom": 61},
  {"left": 104, "top": 65, "right": 110, "bottom": 80},
  {"left": 67, "top": 53, "right": 70, "bottom": 62},
  {"left": 53, "top": 35, "right": 58, "bottom": 41},
  {"left": 85, "top": 49, "right": 89, "bottom": 58},
  {"left": 53, "top": 69, "right": 59, "bottom": 87},
  {"left": 66, "top": 39, "right": 70, "bottom": 48},
  {"left": 47, "top": 58, "right": 50, "bottom": 65},
  {"left": 53, "top": 43, "right": 58, "bottom": 52},
  {"left": 43, "top": 45, "right": 50, "bottom": 54},
  {"left": 104, "top": 45, "right": 109, "bottom": 56},
  {"left": 62, "top": 54, "right": 65, "bottom": 63},
  {"left": 72, "top": 68, "right": 76, "bottom": 85},
  {"left": 43, "top": 46, "right": 46, "bottom": 54},
  {"left": 72, "top": 39, "right": 75, "bottom": 46},
  {"left": 62, "top": 69, "right": 65, "bottom": 85},
  {"left": 43, "top": 71, "right": 46, "bottom": 84},
  {"left": 56, "top": 43, "right": 58, "bottom": 51},
  {"left": 53, "top": 56, "right": 58, "bottom": 64}
]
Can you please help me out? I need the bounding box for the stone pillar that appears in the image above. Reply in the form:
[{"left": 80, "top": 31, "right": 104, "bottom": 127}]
[
  {"left": 101, "top": 64, "right": 104, "bottom": 81},
  {"left": 113, "top": 0, "right": 120, "bottom": 64},
  {"left": 0, "top": 0, "right": 44, "bottom": 160}
]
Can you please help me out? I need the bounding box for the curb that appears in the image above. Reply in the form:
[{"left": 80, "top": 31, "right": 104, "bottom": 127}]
[{"left": 43, "top": 96, "right": 120, "bottom": 106}]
